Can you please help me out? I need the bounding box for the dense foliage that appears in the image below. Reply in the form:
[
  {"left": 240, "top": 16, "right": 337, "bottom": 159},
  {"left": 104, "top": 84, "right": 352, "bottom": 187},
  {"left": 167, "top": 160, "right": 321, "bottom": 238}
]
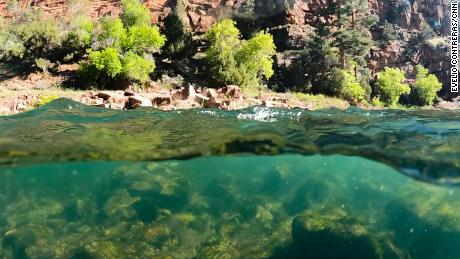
[
  {"left": 204, "top": 19, "right": 276, "bottom": 89},
  {"left": 82, "top": 0, "right": 165, "bottom": 86},
  {"left": 0, "top": 9, "right": 60, "bottom": 64},
  {"left": 413, "top": 65, "right": 442, "bottom": 105},
  {"left": 377, "top": 67, "right": 410, "bottom": 106},
  {"left": 162, "top": 12, "right": 193, "bottom": 58},
  {"left": 332, "top": 67, "right": 367, "bottom": 103},
  {"left": 0, "top": 0, "right": 94, "bottom": 67}
]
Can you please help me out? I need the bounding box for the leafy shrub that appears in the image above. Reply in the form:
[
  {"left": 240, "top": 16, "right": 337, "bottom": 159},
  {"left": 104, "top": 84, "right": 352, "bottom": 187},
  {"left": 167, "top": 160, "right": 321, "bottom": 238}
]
[
  {"left": 204, "top": 19, "right": 276, "bottom": 88},
  {"left": 377, "top": 67, "right": 410, "bottom": 106},
  {"left": 0, "top": 9, "right": 61, "bottom": 64},
  {"left": 81, "top": 0, "right": 165, "bottom": 86},
  {"left": 62, "top": 16, "right": 94, "bottom": 61},
  {"left": 17, "top": 10, "right": 61, "bottom": 59},
  {"left": 371, "top": 97, "right": 385, "bottom": 107},
  {"left": 413, "top": 65, "right": 442, "bottom": 105},
  {"left": 87, "top": 48, "right": 123, "bottom": 78},
  {"left": 95, "top": 18, "right": 127, "bottom": 49},
  {"left": 122, "top": 52, "right": 156, "bottom": 82},
  {"left": 0, "top": 30, "right": 26, "bottom": 61},
  {"left": 35, "top": 58, "right": 51, "bottom": 73},
  {"left": 123, "top": 25, "right": 166, "bottom": 53},
  {"left": 121, "top": 0, "right": 151, "bottom": 27},
  {"left": 330, "top": 67, "right": 366, "bottom": 104}
]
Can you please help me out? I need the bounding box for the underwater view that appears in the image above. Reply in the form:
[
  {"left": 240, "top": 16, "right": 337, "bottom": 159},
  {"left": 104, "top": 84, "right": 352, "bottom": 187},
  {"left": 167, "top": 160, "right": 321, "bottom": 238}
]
[{"left": 1, "top": 99, "right": 460, "bottom": 258}]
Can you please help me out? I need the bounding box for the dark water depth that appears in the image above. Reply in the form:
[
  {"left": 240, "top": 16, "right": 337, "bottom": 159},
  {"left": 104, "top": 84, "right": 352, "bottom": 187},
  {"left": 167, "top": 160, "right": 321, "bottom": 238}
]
[{"left": 0, "top": 99, "right": 460, "bottom": 258}]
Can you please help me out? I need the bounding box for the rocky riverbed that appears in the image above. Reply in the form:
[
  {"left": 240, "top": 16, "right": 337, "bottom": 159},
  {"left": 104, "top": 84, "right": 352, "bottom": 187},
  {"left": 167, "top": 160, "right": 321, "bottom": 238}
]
[{"left": 1, "top": 155, "right": 460, "bottom": 258}]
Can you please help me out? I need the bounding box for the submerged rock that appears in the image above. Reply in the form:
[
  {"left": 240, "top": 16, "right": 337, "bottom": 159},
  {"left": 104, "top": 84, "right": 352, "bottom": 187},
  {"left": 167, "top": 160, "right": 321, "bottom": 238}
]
[
  {"left": 291, "top": 208, "right": 401, "bottom": 259},
  {"left": 104, "top": 189, "right": 139, "bottom": 220},
  {"left": 198, "top": 240, "right": 240, "bottom": 259},
  {"left": 73, "top": 241, "right": 124, "bottom": 259}
]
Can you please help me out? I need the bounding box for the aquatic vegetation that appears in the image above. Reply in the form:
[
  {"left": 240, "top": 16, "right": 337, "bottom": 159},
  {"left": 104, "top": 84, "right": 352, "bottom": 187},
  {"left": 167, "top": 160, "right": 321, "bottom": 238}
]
[{"left": 0, "top": 154, "right": 459, "bottom": 258}]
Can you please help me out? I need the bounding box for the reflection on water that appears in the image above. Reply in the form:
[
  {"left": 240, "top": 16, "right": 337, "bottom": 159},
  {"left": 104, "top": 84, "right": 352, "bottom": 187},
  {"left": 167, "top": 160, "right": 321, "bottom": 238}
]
[{"left": 1, "top": 155, "right": 459, "bottom": 258}]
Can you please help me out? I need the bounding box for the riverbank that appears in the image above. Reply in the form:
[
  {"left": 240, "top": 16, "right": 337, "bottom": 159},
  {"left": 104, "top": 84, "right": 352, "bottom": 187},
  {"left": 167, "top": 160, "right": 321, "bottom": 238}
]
[
  {"left": 0, "top": 71, "right": 351, "bottom": 115},
  {"left": 1, "top": 71, "right": 459, "bottom": 115}
]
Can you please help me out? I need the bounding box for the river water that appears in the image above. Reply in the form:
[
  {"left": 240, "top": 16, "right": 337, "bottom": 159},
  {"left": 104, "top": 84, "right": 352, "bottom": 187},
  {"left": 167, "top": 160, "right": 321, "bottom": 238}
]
[{"left": 0, "top": 99, "right": 459, "bottom": 258}]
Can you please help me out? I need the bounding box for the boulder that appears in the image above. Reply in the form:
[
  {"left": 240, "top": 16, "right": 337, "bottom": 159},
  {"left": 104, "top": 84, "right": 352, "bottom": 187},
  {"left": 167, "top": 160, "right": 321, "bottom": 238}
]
[
  {"left": 204, "top": 88, "right": 222, "bottom": 108},
  {"left": 171, "top": 87, "right": 188, "bottom": 100},
  {"left": 187, "top": 84, "right": 197, "bottom": 99},
  {"left": 150, "top": 93, "right": 172, "bottom": 106},
  {"left": 96, "top": 91, "right": 126, "bottom": 104},
  {"left": 127, "top": 96, "right": 153, "bottom": 109},
  {"left": 57, "top": 63, "right": 80, "bottom": 72},
  {"left": 195, "top": 93, "right": 209, "bottom": 103},
  {"left": 219, "top": 85, "right": 242, "bottom": 99},
  {"left": 291, "top": 208, "right": 401, "bottom": 259},
  {"left": 124, "top": 89, "right": 135, "bottom": 96}
]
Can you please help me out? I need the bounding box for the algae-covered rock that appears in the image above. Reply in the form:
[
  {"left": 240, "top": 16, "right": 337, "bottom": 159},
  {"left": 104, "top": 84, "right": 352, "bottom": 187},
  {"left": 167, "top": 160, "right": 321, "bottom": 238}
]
[
  {"left": 197, "top": 240, "right": 240, "bottom": 259},
  {"left": 104, "top": 189, "right": 139, "bottom": 220},
  {"left": 73, "top": 241, "right": 124, "bottom": 259},
  {"left": 291, "top": 208, "right": 401, "bottom": 259}
]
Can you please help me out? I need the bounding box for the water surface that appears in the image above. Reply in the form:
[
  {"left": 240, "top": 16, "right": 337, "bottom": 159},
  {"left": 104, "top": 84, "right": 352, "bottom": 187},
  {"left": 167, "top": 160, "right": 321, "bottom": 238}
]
[{"left": 0, "top": 99, "right": 459, "bottom": 258}]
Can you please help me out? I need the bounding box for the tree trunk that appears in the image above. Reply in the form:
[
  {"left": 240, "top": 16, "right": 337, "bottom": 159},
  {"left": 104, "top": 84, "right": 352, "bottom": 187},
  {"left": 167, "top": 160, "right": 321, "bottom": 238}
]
[{"left": 337, "top": 0, "right": 346, "bottom": 69}]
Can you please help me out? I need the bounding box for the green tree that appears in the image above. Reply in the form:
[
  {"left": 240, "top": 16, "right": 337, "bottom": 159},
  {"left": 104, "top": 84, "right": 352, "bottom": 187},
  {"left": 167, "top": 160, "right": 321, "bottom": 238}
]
[
  {"left": 204, "top": 19, "right": 276, "bottom": 88},
  {"left": 235, "top": 32, "right": 276, "bottom": 87},
  {"left": 381, "top": 20, "right": 398, "bottom": 46},
  {"left": 123, "top": 25, "right": 165, "bottom": 53},
  {"left": 121, "top": 0, "right": 151, "bottom": 27},
  {"left": 413, "top": 65, "right": 442, "bottom": 105},
  {"left": 162, "top": 9, "right": 193, "bottom": 58},
  {"left": 329, "top": 66, "right": 366, "bottom": 104},
  {"left": 82, "top": 0, "right": 165, "bottom": 86},
  {"left": 0, "top": 9, "right": 62, "bottom": 64},
  {"left": 96, "top": 18, "right": 127, "bottom": 49},
  {"left": 282, "top": 27, "right": 340, "bottom": 95},
  {"left": 377, "top": 67, "right": 410, "bottom": 106},
  {"left": 88, "top": 47, "right": 123, "bottom": 78},
  {"left": 122, "top": 52, "right": 156, "bottom": 82},
  {"left": 62, "top": 16, "right": 94, "bottom": 61},
  {"left": 334, "top": 0, "right": 376, "bottom": 80}
]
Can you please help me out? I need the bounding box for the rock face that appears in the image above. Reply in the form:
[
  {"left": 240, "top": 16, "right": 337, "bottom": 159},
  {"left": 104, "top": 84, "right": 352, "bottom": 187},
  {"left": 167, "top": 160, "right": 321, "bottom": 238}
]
[
  {"left": 0, "top": 0, "right": 122, "bottom": 18},
  {"left": 0, "top": 0, "right": 455, "bottom": 97},
  {"left": 0, "top": 0, "right": 448, "bottom": 34}
]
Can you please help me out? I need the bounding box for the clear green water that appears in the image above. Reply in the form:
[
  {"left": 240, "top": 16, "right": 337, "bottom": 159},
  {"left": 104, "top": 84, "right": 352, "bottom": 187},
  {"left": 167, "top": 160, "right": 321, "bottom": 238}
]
[{"left": 0, "top": 99, "right": 459, "bottom": 258}]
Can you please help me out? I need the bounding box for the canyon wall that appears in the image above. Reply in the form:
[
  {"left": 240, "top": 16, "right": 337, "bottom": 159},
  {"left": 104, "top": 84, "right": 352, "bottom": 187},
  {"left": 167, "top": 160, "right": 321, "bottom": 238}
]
[{"left": 0, "top": 0, "right": 454, "bottom": 98}]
